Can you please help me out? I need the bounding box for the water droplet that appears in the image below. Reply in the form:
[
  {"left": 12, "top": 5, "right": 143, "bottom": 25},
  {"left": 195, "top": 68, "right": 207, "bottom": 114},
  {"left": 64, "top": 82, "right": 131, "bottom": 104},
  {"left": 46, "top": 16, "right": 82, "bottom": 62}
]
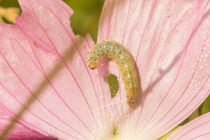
[
  {"left": 203, "top": 47, "right": 206, "bottom": 51},
  {"left": 199, "top": 58, "right": 202, "bottom": 62}
]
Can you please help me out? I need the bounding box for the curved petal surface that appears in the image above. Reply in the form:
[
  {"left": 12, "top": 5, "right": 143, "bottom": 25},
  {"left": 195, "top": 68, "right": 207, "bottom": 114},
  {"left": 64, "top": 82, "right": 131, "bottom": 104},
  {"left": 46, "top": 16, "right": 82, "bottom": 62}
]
[
  {"left": 0, "top": 0, "right": 105, "bottom": 139},
  {"left": 98, "top": 0, "right": 210, "bottom": 138},
  {"left": 168, "top": 113, "right": 210, "bottom": 140},
  {"left": 0, "top": 104, "right": 56, "bottom": 139}
]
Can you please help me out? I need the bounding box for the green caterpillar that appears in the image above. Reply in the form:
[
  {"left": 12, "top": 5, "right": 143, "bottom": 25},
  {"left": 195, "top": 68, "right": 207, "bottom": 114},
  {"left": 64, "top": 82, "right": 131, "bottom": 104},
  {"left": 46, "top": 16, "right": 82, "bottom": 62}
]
[{"left": 87, "top": 40, "right": 138, "bottom": 108}]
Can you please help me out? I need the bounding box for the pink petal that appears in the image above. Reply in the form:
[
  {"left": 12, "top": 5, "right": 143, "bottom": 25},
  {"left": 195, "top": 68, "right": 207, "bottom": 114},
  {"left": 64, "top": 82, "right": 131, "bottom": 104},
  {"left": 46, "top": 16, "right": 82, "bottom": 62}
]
[
  {"left": 16, "top": 0, "right": 130, "bottom": 138},
  {"left": 0, "top": 104, "right": 56, "bottom": 139},
  {"left": 0, "top": 0, "right": 105, "bottom": 139},
  {"left": 1, "top": 0, "right": 209, "bottom": 139},
  {"left": 168, "top": 113, "right": 210, "bottom": 140},
  {"left": 16, "top": 0, "right": 74, "bottom": 53},
  {"left": 99, "top": 0, "right": 210, "bottom": 138}
]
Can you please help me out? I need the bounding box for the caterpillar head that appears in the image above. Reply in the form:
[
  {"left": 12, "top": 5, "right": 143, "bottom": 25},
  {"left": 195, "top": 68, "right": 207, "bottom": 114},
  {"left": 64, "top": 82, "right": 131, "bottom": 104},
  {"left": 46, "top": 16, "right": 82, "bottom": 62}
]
[{"left": 87, "top": 61, "right": 98, "bottom": 70}]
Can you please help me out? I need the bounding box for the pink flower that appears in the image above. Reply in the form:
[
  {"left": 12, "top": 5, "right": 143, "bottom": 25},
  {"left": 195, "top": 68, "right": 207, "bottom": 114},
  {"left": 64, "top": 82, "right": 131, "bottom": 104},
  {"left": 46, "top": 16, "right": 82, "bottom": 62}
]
[{"left": 0, "top": 0, "right": 209, "bottom": 139}]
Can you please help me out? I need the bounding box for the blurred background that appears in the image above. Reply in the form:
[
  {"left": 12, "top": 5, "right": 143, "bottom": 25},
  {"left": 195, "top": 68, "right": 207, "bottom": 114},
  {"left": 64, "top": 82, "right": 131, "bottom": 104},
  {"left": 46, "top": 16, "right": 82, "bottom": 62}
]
[
  {"left": 0, "top": 0, "right": 104, "bottom": 41},
  {"left": 0, "top": 0, "right": 209, "bottom": 127}
]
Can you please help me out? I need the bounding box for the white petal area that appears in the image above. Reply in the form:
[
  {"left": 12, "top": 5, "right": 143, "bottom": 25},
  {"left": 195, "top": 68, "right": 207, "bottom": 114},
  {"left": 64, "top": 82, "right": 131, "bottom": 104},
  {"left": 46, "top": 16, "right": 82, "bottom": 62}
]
[{"left": 168, "top": 113, "right": 210, "bottom": 140}]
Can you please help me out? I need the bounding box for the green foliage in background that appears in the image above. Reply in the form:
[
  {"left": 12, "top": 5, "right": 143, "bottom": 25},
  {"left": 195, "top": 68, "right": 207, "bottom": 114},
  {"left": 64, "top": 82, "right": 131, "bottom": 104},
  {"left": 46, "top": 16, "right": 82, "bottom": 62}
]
[
  {"left": 0, "top": 0, "right": 20, "bottom": 8},
  {"left": 63, "top": 0, "right": 104, "bottom": 41},
  {"left": 0, "top": 0, "right": 21, "bottom": 24},
  {"left": 107, "top": 73, "right": 119, "bottom": 98},
  {"left": 181, "top": 95, "right": 210, "bottom": 125},
  {"left": 0, "top": 0, "right": 104, "bottom": 41}
]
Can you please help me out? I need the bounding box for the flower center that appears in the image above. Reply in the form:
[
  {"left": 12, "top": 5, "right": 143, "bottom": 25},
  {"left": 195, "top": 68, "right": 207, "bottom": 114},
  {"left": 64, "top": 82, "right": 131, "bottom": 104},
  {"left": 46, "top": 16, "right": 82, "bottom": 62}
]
[{"left": 112, "top": 124, "right": 119, "bottom": 137}]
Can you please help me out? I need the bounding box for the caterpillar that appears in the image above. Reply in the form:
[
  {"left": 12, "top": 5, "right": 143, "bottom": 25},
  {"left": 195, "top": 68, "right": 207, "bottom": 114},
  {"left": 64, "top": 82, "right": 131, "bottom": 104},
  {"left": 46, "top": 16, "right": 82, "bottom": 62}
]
[{"left": 87, "top": 40, "right": 138, "bottom": 108}]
